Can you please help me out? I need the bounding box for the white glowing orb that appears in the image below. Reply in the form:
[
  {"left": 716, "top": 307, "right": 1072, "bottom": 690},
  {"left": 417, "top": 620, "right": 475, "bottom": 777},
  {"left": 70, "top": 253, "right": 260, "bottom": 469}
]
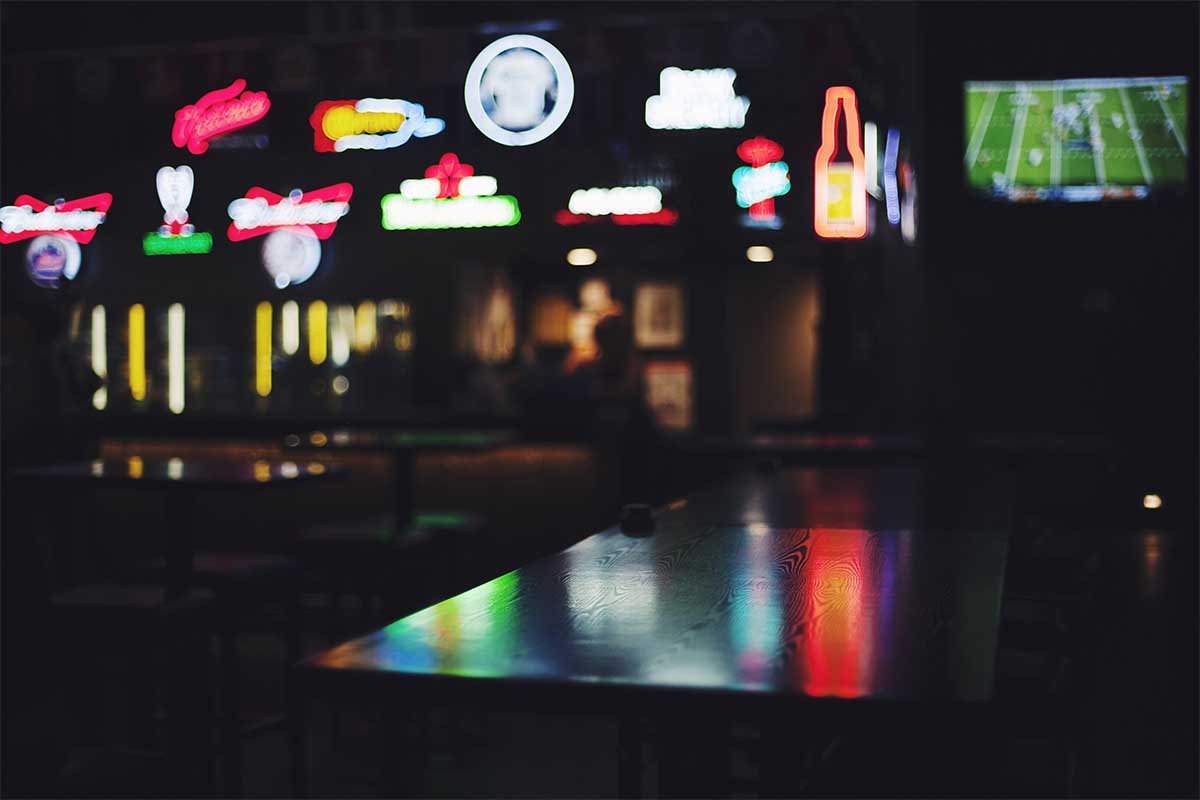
[
  {"left": 566, "top": 247, "right": 597, "bottom": 267},
  {"left": 262, "top": 228, "right": 321, "bottom": 288},
  {"left": 464, "top": 34, "right": 575, "bottom": 146},
  {"left": 746, "top": 245, "right": 774, "bottom": 263},
  {"left": 25, "top": 234, "right": 82, "bottom": 288}
]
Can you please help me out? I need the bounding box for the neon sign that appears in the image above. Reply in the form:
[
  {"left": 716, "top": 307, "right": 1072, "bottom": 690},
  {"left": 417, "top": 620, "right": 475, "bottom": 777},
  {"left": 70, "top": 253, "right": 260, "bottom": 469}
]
[
  {"left": 464, "top": 35, "right": 574, "bottom": 147},
  {"left": 262, "top": 228, "right": 321, "bottom": 288},
  {"left": 814, "top": 86, "right": 867, "bottom": 239},
  {"left": 381, "top": 153, "right": 520, "bottom": 230},
  {"left": 732, "top": 137, "right": 790, "bottom": 229},
  {"left": 227, "top": 183, "right": 352, "bottom": 242},
  {"left": 645, "top": 67, "right": 749, "bottom": 130},
  {"left": 554, "top": 186, "right": 679, "bottom": 226},
  {"left": 143, "top": 166, "right": 212, "bottom": 256},
  {"left": 309, "top": 98, "right": 445, "bottom": 152},
  {"left": 883, "top": 128, "right": 900, "bottom": 225},
  {"left": 26, "top": 235, "right": 81, "bottom": 288},
  {"left": 173, "top": 79, "right": 270, "bottom": 155},
  {"left": 228, "top": 184, "right": 351, "bottom": 289},
  {"left": 0, "top": 193, "right": 111, "bottom": 244}
]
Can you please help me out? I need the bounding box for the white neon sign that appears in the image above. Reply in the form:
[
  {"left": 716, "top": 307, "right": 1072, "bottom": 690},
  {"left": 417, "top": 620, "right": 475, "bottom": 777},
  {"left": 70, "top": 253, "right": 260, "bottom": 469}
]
[
  {"left": 568, "top": 187, "right": 663, "bottom": 216},
  {"left": 645, "top": 67, "right": 749, "bottom": 130},
  {"left": 262, "top": 229, "right": 321, "bottom": 289},
  {"left": 464, "top": 34, "right": 575, "bottom": 146},
  {"left": 381, "top": 153, "right": 520, "bottom": 230}
]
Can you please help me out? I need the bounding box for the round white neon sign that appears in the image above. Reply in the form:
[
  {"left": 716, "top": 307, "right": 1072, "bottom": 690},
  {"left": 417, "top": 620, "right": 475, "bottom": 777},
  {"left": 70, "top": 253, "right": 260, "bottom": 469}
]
[
  {"left": 26, "top": 234, "right": 81, "bottom": 289},
  {"left": 262, "top": 228, "right": 321, "bottom": 289},
  {"left": 464, "top": 34, "right": 574, "bottom": 147}
]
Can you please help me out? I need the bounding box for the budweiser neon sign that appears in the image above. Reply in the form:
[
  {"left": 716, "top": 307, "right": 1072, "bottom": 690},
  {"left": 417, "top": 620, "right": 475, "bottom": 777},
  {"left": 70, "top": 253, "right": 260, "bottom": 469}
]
[
  {"left": 173, "top": 79, "right": 271, "bottom": 155},
  {"left": 227, "top": 183, "right": 352, "bottom": 241},
  {"left": 310, "top": 98, "right": 445, "bottom": 152},
  {"left": 0, "top": 193, "right": 112, "bottom": 244}
]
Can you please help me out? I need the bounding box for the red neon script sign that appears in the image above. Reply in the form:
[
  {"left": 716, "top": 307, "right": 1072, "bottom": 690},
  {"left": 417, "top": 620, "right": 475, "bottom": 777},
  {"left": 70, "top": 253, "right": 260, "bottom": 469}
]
[
  {"left": 0, "top": 193, "right": 112, "bottom": 244},
  {"left": 173, "top": 79, "right": 271, "bottom": 155},
  {"left": 814, "top": 86, "right": 867, "bottom": 239},
  {"left": 227, "top": 183, "right": 352, "bottom": 242}
]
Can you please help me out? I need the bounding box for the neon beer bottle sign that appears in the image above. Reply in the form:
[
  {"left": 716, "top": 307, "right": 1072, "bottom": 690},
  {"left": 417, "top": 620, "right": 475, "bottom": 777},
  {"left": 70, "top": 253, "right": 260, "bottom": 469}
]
[{"left": 814, "top": 86, "right": 867, "bottom": 239}]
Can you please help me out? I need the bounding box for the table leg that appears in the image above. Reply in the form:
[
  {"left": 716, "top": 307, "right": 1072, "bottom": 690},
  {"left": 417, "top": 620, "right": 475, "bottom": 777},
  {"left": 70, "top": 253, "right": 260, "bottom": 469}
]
[
  {"left": 618, "top": 714, "right": 643, "bottom": 799},
  {"left": 165, "top": 486, "right": 195, "bottom": 599},
  {"left": 393, "top": 451, "right": 415, "bottom": 532},
  {"left": 288, "top": 668, "right": 308, "bottom": 798}
]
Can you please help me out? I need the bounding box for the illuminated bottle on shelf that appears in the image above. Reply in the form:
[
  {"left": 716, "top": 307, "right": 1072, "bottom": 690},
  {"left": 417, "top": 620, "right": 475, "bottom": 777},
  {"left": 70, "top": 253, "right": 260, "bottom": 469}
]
[{"left": 814, "top": 86, "right": 867, "bottom": 239}]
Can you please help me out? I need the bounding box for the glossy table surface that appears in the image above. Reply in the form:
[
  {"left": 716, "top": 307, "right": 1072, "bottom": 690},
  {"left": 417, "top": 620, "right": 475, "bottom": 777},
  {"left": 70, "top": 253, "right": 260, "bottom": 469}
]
[
  {"left": 302, "top": 468, "right": 1009, "bottom": 705},
  {"left": 15, "top": 457, "right": 344, "bottom": 487},
  {"left": 283, "top": 428, "right": 517, "bottom": 453}
]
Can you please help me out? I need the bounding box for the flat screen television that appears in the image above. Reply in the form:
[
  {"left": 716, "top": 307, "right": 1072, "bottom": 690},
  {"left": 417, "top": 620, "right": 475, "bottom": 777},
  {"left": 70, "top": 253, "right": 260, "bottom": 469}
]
[{"left": 964, "top": 76, "right": 1188, "bottom": 202}]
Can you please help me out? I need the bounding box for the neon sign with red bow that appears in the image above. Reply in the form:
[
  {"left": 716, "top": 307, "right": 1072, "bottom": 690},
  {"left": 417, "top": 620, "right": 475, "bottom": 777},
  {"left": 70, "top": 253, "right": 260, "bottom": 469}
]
[
  {"left": 381, "top": 153, "right": 520, "bottom": 230},
  {"left": 173, "top": 79, "right": 271, "bottom": 155},
  {"left": 226, "top": 183, "right": 353, "bottom": 242},
  {"left": 0, "top": 193, "right": 112, "bottom": 244}
]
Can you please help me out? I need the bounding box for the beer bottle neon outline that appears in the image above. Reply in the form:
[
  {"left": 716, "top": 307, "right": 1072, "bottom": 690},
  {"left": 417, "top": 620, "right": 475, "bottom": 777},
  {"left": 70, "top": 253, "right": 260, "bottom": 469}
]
[{"left": 814, "top": 86, "right": 867, "bottom": 239}]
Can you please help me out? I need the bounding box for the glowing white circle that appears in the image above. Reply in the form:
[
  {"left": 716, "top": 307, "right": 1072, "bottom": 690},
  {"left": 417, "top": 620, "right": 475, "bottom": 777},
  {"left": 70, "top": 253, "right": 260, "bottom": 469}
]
[
  {"left": 464, "top": 34, "right": 574, "bottom": 147},
  {"left": 262, "top": 228, "right": 321, "bottom": 289},
  {"left": 25, "top": 234, "right": 82, "bottom": 289}
]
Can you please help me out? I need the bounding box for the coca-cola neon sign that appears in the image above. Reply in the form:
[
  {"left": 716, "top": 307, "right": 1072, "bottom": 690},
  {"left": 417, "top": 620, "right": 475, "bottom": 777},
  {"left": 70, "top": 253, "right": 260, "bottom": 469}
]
[
  {"left": 227, "top": 183, "right": 352, "bottom": 242},
  {"left": 0, "top": 193, "right": 112, "bottom": 244},
  {"left": 173, "top": 79, "right": 271, "bottom": 155}
]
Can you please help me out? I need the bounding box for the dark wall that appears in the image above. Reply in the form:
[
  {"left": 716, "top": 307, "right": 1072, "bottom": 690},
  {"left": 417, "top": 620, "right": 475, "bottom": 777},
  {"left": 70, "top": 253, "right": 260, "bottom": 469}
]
[{"left": 919, "top": 2, "right": 1198, "bottom": 440}]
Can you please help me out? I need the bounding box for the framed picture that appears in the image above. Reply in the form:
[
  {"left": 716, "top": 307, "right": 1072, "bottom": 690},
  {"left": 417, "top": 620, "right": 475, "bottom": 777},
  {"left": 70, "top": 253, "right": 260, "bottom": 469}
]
[
  {"left": 643, "top": 360, "right": 693, "bottom": 431},
  {"left": 633, "top": 282, "right": 685, "bottom": 349}
]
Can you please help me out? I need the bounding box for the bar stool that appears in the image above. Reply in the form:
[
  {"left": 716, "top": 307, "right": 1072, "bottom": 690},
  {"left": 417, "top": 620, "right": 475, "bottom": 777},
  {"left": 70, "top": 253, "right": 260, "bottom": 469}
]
[
  {"left": 51, "top": 583, "right": 220, "bottom": 794},
  {"left": 136, "top": 551, "right": 306, "bottom": 797}
]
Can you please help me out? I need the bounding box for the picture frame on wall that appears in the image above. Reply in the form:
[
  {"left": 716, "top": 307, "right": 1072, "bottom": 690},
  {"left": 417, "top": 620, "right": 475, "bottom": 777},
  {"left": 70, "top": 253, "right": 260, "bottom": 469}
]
[
  {"left": 633, "top": 282, "right": 685, "bottom": 349},
  {"left": 643, "top": 359, "right": 693, "bottom": 431}
]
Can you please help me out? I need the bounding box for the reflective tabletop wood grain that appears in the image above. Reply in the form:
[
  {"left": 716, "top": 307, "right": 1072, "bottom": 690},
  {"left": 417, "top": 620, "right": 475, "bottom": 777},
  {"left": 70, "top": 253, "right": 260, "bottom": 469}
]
[{"left": 302, "top": 470, "right": 1008, "bottom": 705}]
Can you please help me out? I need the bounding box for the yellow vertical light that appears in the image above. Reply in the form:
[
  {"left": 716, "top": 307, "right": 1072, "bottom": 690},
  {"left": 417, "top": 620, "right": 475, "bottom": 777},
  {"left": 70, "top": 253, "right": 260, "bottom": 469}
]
[
  {"left": 91, "top": 305, "right": 107, "bottom": 410},
  {"left": 128, "top": 304, "right": 146, "bottom": 401},
  {"left": 308, "top": 300, "right": 328, "bottom": 365},
  {"left": 331, "top": 305, "right": 353, "bottom": 366},
  {"left": 281, "top": 300, "right": 300, "bottom": 355},
  {"left": 256, "top": 301, "right": 273, "bottom": 397},
  {"left": 167, "top": 303, "right": 185, "bottom": 414},
  {"left": 355, "top": 300, "right": 377, "bottom": 352}
]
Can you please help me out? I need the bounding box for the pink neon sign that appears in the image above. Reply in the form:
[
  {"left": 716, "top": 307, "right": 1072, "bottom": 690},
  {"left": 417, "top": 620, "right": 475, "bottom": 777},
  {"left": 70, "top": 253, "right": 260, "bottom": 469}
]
[
  {"left": 226, "top": 183, "right": 353, "bottom": 242},
  {"left": 173, "top": 79, "right": 271, "bottom": 155},
  {"left": 0, "top": 193, "right": 112, "bottom": 245}
]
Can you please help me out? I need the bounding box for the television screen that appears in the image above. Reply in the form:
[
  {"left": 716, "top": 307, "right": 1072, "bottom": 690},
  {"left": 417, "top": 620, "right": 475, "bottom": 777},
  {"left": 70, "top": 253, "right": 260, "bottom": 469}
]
[{"left": 965, "top": 76, "right": 1188, "bottom": 202}]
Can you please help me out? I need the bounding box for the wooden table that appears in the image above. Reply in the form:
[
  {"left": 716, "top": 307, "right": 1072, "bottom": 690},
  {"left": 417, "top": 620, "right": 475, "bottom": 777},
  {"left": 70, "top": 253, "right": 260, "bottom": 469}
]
[
  {"left": 291, "top": 466, "right": 1008, "bottom": 795},
  {"left": 15, "top": 457, "right": 345, "bottom": 597},
  {"left": 282, "top": 428, "right": 516, "bottom": 528}
]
